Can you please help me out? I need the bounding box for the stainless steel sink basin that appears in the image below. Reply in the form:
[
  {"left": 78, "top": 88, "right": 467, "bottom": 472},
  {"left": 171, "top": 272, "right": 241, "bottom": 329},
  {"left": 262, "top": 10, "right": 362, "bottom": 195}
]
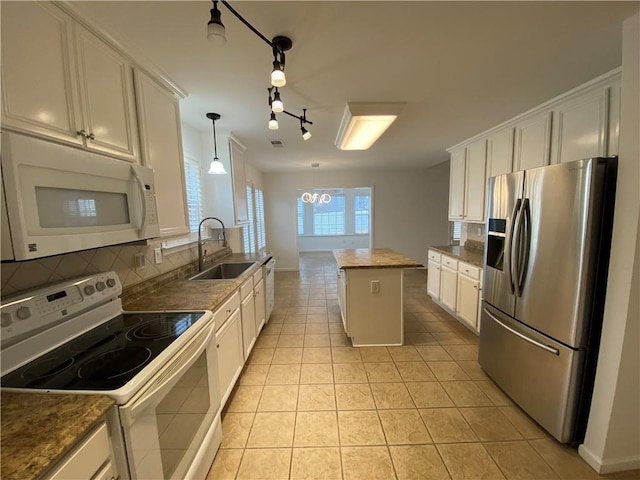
[{"left": 188, "top": 262, "right": 254, "bottom": 281}]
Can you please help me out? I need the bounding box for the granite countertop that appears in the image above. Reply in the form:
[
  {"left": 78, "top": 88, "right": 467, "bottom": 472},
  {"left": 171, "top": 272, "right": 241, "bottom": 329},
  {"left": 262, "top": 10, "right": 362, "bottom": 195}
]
[
  {"left": 1, "top": 392, "right": 114, "bottom": 480},
  {"left": 333, "top": 248, "right": 423, "bottom": 269},
  {"left": 430, "top": 244, "right": 484, "bottom": 268},
  {"left": 123, "top": 252, "right": 270, "bottom": 323}
]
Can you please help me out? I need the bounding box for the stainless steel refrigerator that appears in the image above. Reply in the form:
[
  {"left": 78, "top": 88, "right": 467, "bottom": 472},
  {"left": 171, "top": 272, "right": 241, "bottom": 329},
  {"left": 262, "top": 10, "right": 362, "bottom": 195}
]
[{"left": 478, "top": 157, "right": 617, "bottom": 444}]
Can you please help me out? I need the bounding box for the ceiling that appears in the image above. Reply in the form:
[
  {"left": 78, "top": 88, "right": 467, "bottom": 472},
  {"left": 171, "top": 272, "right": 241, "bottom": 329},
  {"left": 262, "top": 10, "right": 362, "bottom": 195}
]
[{"left": 72, "top": 1, "right": 638, "bottom": 172}]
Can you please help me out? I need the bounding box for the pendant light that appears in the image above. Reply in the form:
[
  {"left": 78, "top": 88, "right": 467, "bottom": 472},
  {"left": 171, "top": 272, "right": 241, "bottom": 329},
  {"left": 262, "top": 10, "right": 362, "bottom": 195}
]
[{"left": 206, "top": 113, "right": 227, "bottom": 174}]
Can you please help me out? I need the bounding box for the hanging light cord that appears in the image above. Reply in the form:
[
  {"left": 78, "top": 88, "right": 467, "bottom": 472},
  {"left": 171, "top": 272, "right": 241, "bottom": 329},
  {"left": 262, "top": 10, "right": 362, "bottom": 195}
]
[{"left": 212, "top": 118, "right": 219, "bottom": 158}]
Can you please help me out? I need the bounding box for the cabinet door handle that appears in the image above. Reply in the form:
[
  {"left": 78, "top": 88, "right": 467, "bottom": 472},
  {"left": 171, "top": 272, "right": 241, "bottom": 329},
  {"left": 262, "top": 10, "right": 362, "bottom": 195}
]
[
  {"left": 88, "top": 132, "right": 96, "bottom": 140},
  {"left": 77, "top": 129, "right": 88, "bottom": 138}
]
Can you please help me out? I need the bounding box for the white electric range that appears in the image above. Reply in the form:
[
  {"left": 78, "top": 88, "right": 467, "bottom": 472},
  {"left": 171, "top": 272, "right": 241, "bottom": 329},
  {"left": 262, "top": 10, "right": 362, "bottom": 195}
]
[{"left": 1, "top": 272, "right": 222, "bottom": 480}]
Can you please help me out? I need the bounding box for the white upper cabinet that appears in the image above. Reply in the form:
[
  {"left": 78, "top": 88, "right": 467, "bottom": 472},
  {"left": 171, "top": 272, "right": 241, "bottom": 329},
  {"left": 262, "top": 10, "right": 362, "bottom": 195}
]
[
  {"left": 486, "top": 128, "right": 514, "bottom": 178},
  {"left": 550, "top": 87, "right": 608, "bottom": 165},
  {"left": 448, "top": 140, "right": 487, "bottom": 223},
  {"left": 513, "top": 110, "right": 552, "bottom": 172},
  {"left": 1, "top": 2, "right": 83, "bottom": 146},
  {"left": 74, "top": 25, "right": 139, "bottom": 161},
  {"left": 134, "top": 70, "right": 189, "bottom": 238},
  {"left": 464, "top": 139, "right": 487, "bottom": 222},
  {"left": 230, "top": 136, "right": 249, "bottom": 225},
  {"left": 1, "top": 2, "right": 139, "bottom": 163},
  {"left": 448, "top": 148, "right": 466, "bottom": 220}
]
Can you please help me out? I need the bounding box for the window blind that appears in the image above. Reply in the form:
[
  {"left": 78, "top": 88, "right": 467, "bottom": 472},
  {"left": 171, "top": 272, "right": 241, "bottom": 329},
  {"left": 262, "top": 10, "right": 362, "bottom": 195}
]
[
  {"left": 183, "top": 157, "right": 203, "bottom": 233},
  {"left": 256, "top": 189, "right": 266, "bottom": 249}
]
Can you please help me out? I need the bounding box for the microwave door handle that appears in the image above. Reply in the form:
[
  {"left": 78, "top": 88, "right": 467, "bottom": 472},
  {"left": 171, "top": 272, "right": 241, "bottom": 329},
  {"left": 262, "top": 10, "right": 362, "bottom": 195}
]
[
  {"left": 131, "top": 165, "right": 148, "bottom": 238},
  {"left": 506, "top": 199, "right": 521, "bottom": 294},
  {"left": 120, "top": 321, "right": 215, "bottom": 427}
]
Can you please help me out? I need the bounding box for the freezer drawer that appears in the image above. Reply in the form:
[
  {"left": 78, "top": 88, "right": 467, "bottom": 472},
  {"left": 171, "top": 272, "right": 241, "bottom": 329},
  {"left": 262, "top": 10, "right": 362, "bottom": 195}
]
[{"left": 478, "top": 302, "right": 585, "bottom": 443}]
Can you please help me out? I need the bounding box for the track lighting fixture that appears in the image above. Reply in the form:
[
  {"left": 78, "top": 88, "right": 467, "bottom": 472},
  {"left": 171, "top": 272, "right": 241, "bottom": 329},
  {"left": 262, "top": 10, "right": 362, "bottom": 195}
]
[
  {"left": 268, "top": 112, "right": 279, "bottom": 130},
  {"left": 208, "top": 2, "right": 314, "bottom": 137},
  {"left": 207, "top": 1, "right": 226, "bottom": 45},
  {"left": 206, "top": 113, "right": 227, "bottom": 174}
]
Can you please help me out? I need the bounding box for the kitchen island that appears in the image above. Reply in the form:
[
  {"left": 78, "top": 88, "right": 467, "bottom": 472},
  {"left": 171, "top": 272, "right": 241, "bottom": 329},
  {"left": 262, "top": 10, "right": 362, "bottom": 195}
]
[{"left": 333, "top": 248, "right": 422, "bottom": 346}]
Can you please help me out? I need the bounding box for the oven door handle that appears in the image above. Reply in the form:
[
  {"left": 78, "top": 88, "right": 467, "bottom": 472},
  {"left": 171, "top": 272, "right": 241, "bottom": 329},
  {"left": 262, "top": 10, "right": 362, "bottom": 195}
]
[{"left": 119, "top": 320, "right": 215, "bottom": 427}]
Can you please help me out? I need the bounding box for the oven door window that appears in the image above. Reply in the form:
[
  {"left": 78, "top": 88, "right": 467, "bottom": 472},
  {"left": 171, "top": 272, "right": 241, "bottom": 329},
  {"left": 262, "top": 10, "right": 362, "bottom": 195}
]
[{"left": 120, "top": 331, "right": 219, "bottom": 480}]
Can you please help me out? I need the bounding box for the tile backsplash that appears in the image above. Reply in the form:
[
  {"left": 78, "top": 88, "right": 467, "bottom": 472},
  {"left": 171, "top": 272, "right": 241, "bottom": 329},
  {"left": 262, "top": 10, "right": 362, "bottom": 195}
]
[
  {"left": 461, "top": 222, "right": 485, "bottom": 246},
  {"left": 1, "top": 241, "right": 226, "bottom": 298}
]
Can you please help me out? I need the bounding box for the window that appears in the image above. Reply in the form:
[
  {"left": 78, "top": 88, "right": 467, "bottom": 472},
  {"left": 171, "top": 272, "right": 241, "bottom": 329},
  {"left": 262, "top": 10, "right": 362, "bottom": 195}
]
[
  {"left": 313, "top": 195, "right": 345, "bottom": 235},
  {"left": 183, "top": 156, "right": 203, "bottom": 233},
  {"left": 354, "top": 195, "right": 370, "bottom": 234},
  {"left": 256, "top": 189, "right": 266, "bottom": 249},
  {"left": 452, "top": 221, "right": 462, "bottom": 243},
  {"left": 243, "top": 184, "right": 266, "bottom": 253},
  {"left": 297, "top": 188, "right": 371, "bottom": 237}
]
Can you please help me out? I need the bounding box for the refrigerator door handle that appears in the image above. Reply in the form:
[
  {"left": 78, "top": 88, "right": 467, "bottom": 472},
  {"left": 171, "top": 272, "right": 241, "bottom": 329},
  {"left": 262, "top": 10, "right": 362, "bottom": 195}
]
[
  {"left": 517, "top": 199, "right": 532, "bottom": 293},
  {"left": 483, "top": 308, "right": 560, "bottom": 355},
  {"left": 506, "top": 199, "right": 522, "bottom": 294},
  {"left": 511, "top": 199, "right": 524, "bottom": 296}
]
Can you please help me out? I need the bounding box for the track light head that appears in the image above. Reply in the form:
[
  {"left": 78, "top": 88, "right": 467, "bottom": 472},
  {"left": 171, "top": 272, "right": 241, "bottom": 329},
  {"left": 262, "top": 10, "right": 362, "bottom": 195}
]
[
  {"left": 272, "top": 89, "right": 284, "bottom": 113},
  {"left": 268, "top": 112, "right": 279, "bottom": 130},
  {"left": 271, "top": 60, "right": 286, "bottom": 87},
  {"left": 207, "top": 1, "right": 226, "bottom": 45},
  {"left": 301, "top": 125, "right": 312, "bottom": 141}
]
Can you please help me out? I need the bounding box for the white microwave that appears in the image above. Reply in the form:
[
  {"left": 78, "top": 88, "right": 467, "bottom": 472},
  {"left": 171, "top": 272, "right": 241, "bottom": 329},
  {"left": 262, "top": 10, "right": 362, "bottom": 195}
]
[{"left": 1, "top": 132, "right": 160, "bottom": 261}]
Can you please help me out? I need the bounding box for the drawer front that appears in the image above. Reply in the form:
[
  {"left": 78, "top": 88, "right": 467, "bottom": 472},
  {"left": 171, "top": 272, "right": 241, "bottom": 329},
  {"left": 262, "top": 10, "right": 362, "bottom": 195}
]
[
  {"left": 240, "top": 278, "right": 254, "bottom": 299},
  {"left": 216, "top": 291, "right": 240, "bottom": 325},
  {"left": 47, "top": 422, "right": 110, "bottom": 480},
  {"left": 458, "top": 262, "right": 481, "bottom": 280},
  {"left": 441, "top": 255, "right": 458, "bottom": 269},
  {"left": 428, "top": 250, "right": 441, "bottom": 263}
]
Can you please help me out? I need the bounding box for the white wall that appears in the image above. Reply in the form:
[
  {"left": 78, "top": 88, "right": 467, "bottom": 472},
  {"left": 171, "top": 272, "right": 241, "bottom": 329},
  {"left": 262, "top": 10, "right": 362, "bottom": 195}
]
[
  {"left": 579, "top": 12, "right": 640, "bottom": 474},
  {"left": 263, "top": 162, "right": 450, "bottom": 270},
  {"left": 298, "top": 235, "right": 370, "bottom": 251}
]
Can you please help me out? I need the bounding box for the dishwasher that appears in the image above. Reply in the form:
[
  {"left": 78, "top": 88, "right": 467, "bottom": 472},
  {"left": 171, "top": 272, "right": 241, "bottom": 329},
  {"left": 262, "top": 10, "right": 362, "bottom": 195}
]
[{"left": 263, "top": 256, "right": 276, "bottom": 321}]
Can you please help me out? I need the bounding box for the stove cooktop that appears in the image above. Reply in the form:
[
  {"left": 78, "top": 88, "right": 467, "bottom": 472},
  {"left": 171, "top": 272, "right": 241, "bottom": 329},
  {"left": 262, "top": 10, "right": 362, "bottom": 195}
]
[{"left": 1, "top": 311, "right": 206, "bottom": 391}]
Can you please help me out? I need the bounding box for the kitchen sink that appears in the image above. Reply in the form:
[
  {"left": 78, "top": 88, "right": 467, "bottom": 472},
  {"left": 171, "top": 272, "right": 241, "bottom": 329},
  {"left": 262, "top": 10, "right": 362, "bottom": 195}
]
[{"left": 188, "top": 262, "right": 254, "bottom": 281}]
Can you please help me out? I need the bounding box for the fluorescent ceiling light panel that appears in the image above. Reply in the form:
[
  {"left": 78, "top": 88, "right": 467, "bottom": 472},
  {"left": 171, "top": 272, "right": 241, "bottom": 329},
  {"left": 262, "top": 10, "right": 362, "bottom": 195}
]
[{"left": 335, "top": 102, "right": 404, "bottom": 150}]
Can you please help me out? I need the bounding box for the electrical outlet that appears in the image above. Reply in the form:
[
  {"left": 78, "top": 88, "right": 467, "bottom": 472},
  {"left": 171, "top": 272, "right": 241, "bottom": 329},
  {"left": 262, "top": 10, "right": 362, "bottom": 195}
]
[
  {"left": 154, "top": 248, "right": 162, "bottom": 264},
  {"left": 370, "top": 280, "right": 380, "bottom": 293}
]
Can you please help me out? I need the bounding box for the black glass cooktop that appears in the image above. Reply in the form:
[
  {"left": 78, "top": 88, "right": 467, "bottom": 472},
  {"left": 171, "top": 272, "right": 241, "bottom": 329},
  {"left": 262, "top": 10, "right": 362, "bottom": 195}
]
[{"left": 1, "top": 311, "right": 206, "bottom": 391}]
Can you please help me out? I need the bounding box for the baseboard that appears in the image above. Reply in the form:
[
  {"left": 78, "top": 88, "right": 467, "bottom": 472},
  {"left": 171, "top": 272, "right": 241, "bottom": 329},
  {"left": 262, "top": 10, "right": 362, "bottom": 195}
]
[
  {"left": 579, "top": 444, "right": 640, "bottom": 474},
  {"left": 276, "top": 267, "right": 299, "bottom": 272}
]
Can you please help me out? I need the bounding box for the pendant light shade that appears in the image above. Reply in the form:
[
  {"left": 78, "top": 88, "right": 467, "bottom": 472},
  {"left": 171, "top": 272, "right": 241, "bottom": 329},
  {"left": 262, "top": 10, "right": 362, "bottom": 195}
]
[
  {"left": 207, "top": 1, "right": 226, "bottom": 45},
  {"left": 301, "top": 125, "right": 312, "bottom": 141},
  {"left": 206, "top": 112, "right": 227, "bottom": 175}
]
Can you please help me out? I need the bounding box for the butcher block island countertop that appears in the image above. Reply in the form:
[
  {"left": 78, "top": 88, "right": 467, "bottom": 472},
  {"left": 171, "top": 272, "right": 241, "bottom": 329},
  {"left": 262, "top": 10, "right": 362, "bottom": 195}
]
[
  {"left": 333, "top": 248, "right": 423, "bottom": 269},
  {"left": 1, "top": 392, "right": 114, "bottom": 480},
  {"left": 333, "top": 248, "right": 422, "bottom": 346}
]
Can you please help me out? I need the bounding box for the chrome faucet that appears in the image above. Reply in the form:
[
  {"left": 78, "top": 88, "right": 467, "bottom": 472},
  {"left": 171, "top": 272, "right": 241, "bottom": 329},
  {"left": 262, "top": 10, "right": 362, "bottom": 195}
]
[{"left": 198, "top": 217, "right": 227, "bottom": 272}]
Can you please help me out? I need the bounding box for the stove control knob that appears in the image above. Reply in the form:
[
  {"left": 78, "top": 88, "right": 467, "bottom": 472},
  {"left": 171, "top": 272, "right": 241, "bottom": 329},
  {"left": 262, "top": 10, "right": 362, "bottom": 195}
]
[
  {"left": 1, "top": 313, "right": 13, "bottom": 327},
  {"left": 106, "top": 278, "right": 117, "bottom": 288},
  {"left": 16, "top": 306, "right": 31, "bottom": 320},
  {"left": 95, "top": 281, "right": 106, "bottom": 292},
  {"left": 84, "top": 285, "right": 96, "bottom": 296}
]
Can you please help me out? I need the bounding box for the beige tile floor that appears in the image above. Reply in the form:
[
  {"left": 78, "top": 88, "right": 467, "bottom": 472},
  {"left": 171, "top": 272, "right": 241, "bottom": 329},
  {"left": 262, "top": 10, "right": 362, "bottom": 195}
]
[{"left": 208, "top": 252, "right": 639, "bottom": 480}]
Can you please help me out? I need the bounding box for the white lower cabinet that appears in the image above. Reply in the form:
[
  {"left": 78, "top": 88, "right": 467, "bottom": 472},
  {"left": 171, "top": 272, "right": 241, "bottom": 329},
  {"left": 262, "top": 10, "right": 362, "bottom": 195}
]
[
  {"left": 439, "top": 264, "right": 458, "bottom": 312},
  {"left": 240, "top": 278, "right": 256, "bottom": 360},
  {"left": 254, "top": 278, "right": 266, "bottom": 335},
  {"left": 427, "top": 249, "right": 482, "bottom": 333},
  {"left": 456, "top": 272, "right": 481, "bottom": 330},
  {"left": 216, "top": 308, "right": 243, "bottom": 409},
  {"left": 45, "top": 422, "right": 115, "bottom": 480}
]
